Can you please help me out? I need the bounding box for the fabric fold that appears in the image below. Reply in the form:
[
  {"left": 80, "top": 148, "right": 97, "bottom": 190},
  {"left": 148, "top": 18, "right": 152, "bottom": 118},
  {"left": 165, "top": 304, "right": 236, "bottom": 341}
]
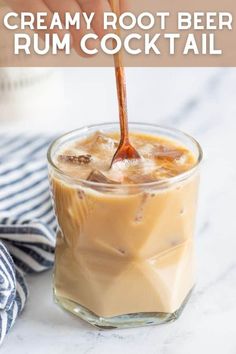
[{"left": 0, "top": 135, "right": 56, "bottom": 345}]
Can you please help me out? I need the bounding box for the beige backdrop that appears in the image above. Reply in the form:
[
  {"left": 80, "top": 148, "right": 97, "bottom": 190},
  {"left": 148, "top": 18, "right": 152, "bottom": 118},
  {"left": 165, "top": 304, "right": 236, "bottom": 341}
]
[{"left": 0, "top": 0, "right": 235, "bottom": 67}]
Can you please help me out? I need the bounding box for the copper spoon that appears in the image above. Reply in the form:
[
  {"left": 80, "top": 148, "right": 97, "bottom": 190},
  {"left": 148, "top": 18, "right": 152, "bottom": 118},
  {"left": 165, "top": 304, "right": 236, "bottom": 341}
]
[{"left": 109, "top": 0, "right": 140, "bottom": 165}]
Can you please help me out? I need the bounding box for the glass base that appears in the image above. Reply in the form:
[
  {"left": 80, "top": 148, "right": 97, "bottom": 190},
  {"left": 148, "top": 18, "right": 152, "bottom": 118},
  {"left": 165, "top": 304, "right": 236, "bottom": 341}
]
[{"left": 54, "top": 289, "right": 193, "bottom": 329}]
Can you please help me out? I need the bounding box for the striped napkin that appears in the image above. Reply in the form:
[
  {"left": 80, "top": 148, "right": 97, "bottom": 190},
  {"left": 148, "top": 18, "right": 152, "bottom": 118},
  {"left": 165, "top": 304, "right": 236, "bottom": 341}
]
[{"left": 0, "top": 135, "right": 56, "bottom": 345}]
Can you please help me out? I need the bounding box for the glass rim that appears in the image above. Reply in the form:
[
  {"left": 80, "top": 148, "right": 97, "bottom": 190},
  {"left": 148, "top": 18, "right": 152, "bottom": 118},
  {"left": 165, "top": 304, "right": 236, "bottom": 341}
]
[{"left": 47, "top": 122, "right": 203, "bottom": 189}]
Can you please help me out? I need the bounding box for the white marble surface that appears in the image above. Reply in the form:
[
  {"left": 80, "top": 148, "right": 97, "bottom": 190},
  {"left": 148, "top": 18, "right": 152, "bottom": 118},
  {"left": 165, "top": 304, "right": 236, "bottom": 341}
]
[{"left": 1, "top": 67, "right": 236, "bottom": 354}]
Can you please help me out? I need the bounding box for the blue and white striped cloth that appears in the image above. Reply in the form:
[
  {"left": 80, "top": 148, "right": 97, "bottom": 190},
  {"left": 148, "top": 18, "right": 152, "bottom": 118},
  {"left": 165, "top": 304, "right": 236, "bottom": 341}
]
[{"left": 0, "top": 135, "right": 56, "bottom": 345}]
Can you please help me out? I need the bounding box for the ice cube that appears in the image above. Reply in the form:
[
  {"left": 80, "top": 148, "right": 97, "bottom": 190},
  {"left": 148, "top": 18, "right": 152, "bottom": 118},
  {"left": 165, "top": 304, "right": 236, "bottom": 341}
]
[
  {"left": 125, "top": 173, "right": 158, "bottom": 184},
  {"left": 153, "top": 144, "right": 185, "bottom": 160},
  {"left": 111, "top": 158, "right": 140, "bottom": 171},
  {"left": 138, "top": 143, "right": 155, "bottom": 158},
  {"left": 58, "top": 154, "right": 92, "bottom": 165},
  {"left": 175, "top": 154, "right": 188, "bottom": 165},
  {"left": 112, "top": 157, "right": 158, "bottom": 184},
  {"left": 89, "top": 132, "right": 119, "bottom": 154},
  {"left": 87, "top": 170, "right": 120, "bottom": 184}
]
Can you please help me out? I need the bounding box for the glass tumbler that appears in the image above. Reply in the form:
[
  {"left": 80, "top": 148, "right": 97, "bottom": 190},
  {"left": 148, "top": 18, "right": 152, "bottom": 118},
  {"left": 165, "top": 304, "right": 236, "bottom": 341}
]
[{"left": 47, "top": 123, "right": 202, "bottom": 329}]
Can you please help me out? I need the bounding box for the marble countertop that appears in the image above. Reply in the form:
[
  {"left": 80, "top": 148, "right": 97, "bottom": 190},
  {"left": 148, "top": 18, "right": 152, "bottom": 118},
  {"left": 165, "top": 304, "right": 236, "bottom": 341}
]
[{"left": 0, "top": 67, "right": 236, "bottom": 354}]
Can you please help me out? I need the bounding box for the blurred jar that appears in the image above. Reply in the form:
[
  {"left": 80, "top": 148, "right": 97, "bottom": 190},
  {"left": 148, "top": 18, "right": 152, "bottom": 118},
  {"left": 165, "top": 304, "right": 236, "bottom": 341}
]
[
  {"left": 0, "top": 3, "right": 64, "bottom": 132},
  {"left": 0, "top": 2, "right": 54, "bottom": 102}
]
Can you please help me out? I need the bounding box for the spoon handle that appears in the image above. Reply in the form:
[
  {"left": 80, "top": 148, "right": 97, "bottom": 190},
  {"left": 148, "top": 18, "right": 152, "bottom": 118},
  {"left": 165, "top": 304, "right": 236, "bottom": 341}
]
[
  {"left": 114, "top": 66, "right": 129, "bottom": 144},
  {"left": 109, "top": 0, "right": 129, "bottom": 144}
]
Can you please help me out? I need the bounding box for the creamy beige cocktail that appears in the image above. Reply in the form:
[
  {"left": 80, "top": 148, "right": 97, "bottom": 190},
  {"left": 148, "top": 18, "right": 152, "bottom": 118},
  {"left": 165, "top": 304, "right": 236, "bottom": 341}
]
[{"left": 48, "top": 123, "right": 202, "bottom": 328}]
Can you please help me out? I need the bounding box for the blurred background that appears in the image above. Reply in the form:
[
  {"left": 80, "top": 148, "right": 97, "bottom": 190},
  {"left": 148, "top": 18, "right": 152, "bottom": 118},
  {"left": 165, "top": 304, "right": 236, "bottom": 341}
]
[{"left": 0, "top": 67, "right": 231, "bottom": 134}]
